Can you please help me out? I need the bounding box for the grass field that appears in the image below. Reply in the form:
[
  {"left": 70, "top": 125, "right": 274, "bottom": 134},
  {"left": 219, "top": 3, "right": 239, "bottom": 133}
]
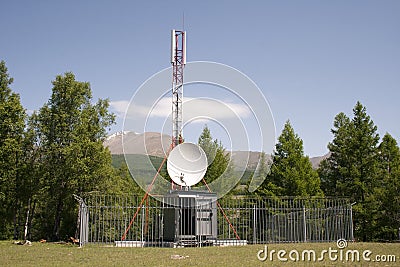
[{"left": 1, "top": 241, "right": 399, "bottom": 266}]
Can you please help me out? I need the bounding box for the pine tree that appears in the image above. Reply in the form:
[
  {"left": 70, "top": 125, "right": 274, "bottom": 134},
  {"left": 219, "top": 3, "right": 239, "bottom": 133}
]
[
  {"left": 374, "top": 133, "right": 400, "bottom": 240},
  {"left": 258, "top": 121, "right": 322, "bottom": 197},
  {"left": 318, "top": 112, "right": 352, "bottom": 195},
  {"left": 248, "top": 151, "right": 270, "bottom": 193},
  {"left": 197, "top": 125, "right": 234, "bottom": 193},
  {"left": 198, "top": 125, "right": 217, "bottom": 165},
  {"left": 319, "top": 101, "right": 380, "bottom": 241},
  {"left": 0, "top": 60, "right": 26, "bottom": 239}
]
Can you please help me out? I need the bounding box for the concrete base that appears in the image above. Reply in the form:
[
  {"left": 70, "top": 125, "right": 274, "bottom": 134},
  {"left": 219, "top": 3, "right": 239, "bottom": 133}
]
[
  {"left": 114, "top": 239, "right": 248, "bottom": 247},
  {"left": 215, "top": 239, "right": 248, "bottom": 246},
  {"left": 115, "top": 241, "right": 174, "bottom": 248}
]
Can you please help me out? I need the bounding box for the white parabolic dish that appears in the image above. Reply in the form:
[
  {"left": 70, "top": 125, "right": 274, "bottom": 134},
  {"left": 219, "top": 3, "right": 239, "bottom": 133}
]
[{"left": 167, "top": 143, "right": 208, "bottom": 187}]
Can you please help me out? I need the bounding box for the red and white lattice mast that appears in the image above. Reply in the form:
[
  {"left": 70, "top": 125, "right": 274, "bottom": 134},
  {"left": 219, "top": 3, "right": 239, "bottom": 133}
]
[{"left": 171, "top": 30, "right": 186, "bottom": 148}]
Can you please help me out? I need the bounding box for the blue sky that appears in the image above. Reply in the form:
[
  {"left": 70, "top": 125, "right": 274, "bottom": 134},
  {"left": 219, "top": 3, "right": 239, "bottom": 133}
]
[{"left": 1, "top": 0, "right": 399, "bottom": 156}]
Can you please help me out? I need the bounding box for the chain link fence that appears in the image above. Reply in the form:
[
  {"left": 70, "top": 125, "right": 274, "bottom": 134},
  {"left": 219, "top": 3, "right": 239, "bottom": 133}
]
[{"left": 75, "top": 193, "right": 354, "bottom": 247}]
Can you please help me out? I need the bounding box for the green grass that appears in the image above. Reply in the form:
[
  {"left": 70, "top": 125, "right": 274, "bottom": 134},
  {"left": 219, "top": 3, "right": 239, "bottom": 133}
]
[{"left": 1, "top": 241, "right": 399, "bottom": 266}]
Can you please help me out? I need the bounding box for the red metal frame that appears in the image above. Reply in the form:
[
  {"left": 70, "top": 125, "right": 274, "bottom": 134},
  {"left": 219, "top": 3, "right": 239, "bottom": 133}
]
[{"left": 171, "top": 30, "right": 185, "bottom": 148}]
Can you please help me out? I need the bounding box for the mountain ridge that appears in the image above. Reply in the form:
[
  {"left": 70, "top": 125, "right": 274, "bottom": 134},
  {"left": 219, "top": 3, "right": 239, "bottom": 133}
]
[{"left": 104, "top": 131, "right": 328, "bottom": 169}]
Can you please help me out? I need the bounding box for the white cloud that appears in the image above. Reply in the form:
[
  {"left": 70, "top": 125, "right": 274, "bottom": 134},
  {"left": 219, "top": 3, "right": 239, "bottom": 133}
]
[
  {"left": 146, "top": 97, "right": 171, "bottom": 117},
  {"left": 110, "top": 100, "right": 130, "bottom": 117},
  {"left": 113, "top": 97, "right": 252, "bottom": 122}
]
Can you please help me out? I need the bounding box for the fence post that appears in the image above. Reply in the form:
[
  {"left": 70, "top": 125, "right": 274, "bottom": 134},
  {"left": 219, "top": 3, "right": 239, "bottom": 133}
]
[
  {"left": 141, "top": 205, "right": 145, "bottom": 244},
  {"left": 350, "top": 202, "right": 356, "bottom": 241},
  {"left": 253, "top": 204, "right": 256, "bottom": 244},
  {"left": 73, "top": 195, "right": 88, "bottom": 247},
  {"left": 303, "top": 206, "right": 307, "bottom": 242}
]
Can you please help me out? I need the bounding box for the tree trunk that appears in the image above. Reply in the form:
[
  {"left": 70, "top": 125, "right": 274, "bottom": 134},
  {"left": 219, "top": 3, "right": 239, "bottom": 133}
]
[
  {"left": 75, "top": 202, "right": 81, "bottom": 239},
  {"left": 13, "top": 149, "right": 20, "bottom": 240},
  {"left": 28, "top": 199, "right": 36, "bottom": 241},
  {"left": 13, "top": 199, "right": 19, "bottom": 240},
  {"left": 23, "top": 198, "right": 31, "bottom": 241},
  {"left": 53, "top": 197, "right": 64, "bottom": 241}
]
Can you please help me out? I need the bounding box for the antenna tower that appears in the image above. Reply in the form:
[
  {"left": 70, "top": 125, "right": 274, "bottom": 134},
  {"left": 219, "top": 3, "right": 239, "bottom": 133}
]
[{"left": 171, "top": 30, "right": 186, "bottom": 147}]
